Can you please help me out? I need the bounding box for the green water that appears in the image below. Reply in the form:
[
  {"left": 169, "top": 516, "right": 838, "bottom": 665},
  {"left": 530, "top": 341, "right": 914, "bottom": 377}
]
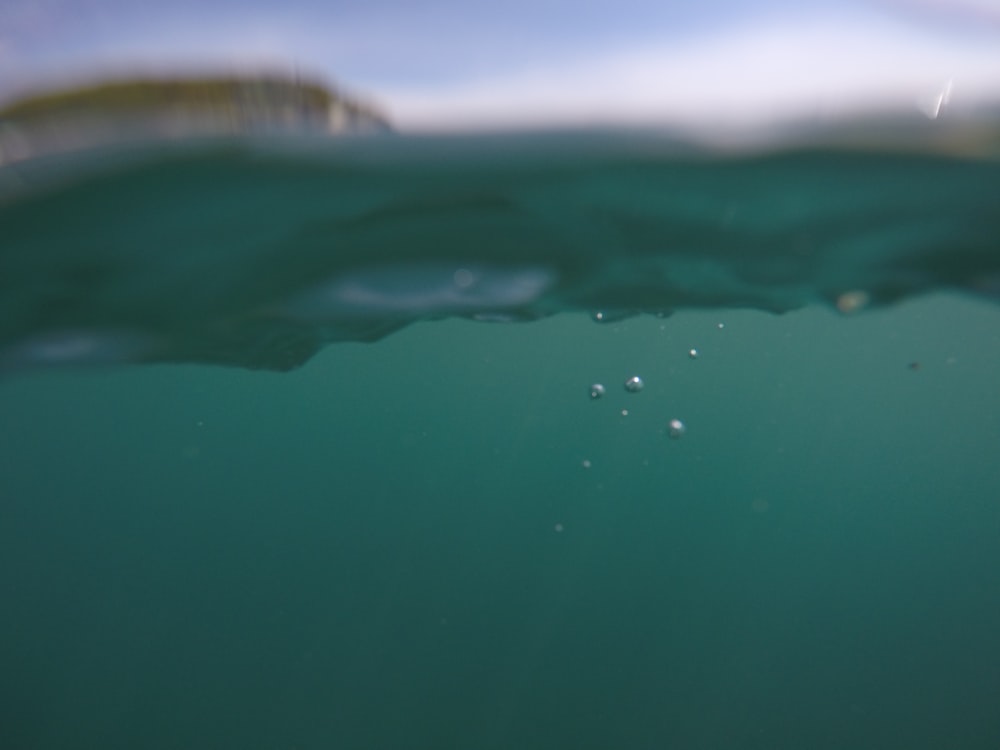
[
  {"left": 5, "top": 136, "right": 1000, "bottom": 374},
  {"left": 2, "top": 294, "right": 999, "bottom": 748}
]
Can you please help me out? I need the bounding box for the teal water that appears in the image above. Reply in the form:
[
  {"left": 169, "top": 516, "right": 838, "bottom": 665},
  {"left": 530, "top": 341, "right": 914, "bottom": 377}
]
[
  {"left": 2, "top": 294, "right": 1000, "bottom": 748},
  {"left": 3, "top": 133, "right": 999, "bottom": 372},
  {"left": 2, "top": 125, "right": 1000, "bottom": 747}
]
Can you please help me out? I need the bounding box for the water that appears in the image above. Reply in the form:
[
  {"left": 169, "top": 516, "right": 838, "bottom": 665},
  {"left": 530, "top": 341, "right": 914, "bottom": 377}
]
[
  {"left": 3, "top": 129, "right": 999, "bottom": 372},
  {"left": 2, "top": 129, "right": 1000, "bottom": 749}
]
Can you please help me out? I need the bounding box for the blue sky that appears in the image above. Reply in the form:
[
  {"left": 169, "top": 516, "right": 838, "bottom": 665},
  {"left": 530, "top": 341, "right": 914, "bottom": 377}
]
[{"left": 2, "top": 0, "right": 999, "bottom": 129}]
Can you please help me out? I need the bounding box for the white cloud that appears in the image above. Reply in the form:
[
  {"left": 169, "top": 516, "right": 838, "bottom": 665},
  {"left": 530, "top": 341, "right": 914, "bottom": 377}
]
[
  {"left": 881, "top": 0, "right": 1000, "bottom": 23},
  {"left": 379, "top": 13, "right": 1000, "bottom": 132}
]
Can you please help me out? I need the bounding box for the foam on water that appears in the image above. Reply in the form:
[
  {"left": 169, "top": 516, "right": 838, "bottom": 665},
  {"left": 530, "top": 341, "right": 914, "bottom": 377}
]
[
  {"left": 285, "top": 264, "right": 556, "bottom": 318},
  {"left": 1, "top": 126, "right": 998, "bottom": 372}
]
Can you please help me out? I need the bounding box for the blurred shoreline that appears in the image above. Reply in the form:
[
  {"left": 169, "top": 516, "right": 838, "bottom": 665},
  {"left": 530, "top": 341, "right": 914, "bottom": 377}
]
[{"left": 0, "top": 74, "right": 392, "bottom": 166}]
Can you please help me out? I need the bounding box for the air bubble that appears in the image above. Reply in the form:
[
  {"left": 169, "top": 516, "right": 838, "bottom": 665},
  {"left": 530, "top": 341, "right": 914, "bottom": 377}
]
[
  {"left": 624, "top": 376, "right": 644, "bottom": 393},
  {"left": 667, "top": 418, "right": 686, "bottom": 439},
  {"left": 589, "top": 383, "right": 606, "bottom": 399}
]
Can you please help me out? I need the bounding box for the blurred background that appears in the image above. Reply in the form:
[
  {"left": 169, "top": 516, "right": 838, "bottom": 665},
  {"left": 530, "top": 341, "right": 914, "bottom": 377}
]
[{"left": 2, "top": 0, "right": 999, "bottom": 130}]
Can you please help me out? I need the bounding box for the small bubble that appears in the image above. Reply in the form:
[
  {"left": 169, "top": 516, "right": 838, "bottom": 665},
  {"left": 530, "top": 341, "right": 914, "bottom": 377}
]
[
  {"left": 667, "top": 418, "right": 686, "bottom": 439},
  {"left": 836, "top": 290, "right": 870, "bottom": 314},
  {"left": 621, "top": 409, "right": 629, "bottom": 417},
  {"left": 688, "top": 348, "right": 699, "bottom": 359},
  {"left": 717, "top": 322, "right": 725, "bottom": 329},
  {"left": 453, "top": 268, "right": 476, "bottom": 288},
  {"left": 589, "top": 383, "right": 606, "bottom": 399},
  {"left": 624, "top": 375, "right": 644, "bottom": 393},
  {"left": 554, "top": 523, "right": 565, "bottom": 533},
  {"left": 591, "top": 310, "right": 631, "bottom": 324},
  {"left": 582, "top": 459, "right": 592, "bottom": 469}
]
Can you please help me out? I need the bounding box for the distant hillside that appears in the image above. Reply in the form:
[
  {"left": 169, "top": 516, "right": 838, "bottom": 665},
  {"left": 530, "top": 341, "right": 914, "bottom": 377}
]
[{"left": 0, "top": 74, "right": 391, "bottom": 164}]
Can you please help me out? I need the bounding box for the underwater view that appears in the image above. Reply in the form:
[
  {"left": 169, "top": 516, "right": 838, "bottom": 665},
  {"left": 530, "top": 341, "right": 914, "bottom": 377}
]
[{"left": 2, "top": 1, "right": 1000, "bottom": 748}]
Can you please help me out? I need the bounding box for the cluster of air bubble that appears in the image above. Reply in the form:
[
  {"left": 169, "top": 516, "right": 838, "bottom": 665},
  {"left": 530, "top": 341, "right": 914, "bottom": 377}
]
[
  {"left": 564, "top": 320, "right": 730, "bottom": 534},
  {"left": 588, "top": 369, "right": 687, "bottom": 439}
]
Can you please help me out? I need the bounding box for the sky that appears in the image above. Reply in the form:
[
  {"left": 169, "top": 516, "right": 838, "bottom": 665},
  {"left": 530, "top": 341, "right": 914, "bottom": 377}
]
[{"left": 1, "top": 0, "right": 999, "bottom": 130}]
